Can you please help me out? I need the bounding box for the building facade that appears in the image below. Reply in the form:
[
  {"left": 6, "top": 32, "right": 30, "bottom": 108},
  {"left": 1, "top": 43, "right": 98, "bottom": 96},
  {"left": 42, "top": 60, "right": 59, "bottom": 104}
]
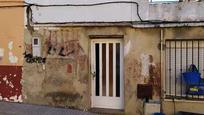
[
  {"left": 0, "top": 0, "right": 24, "bottom": 102},
  {"left": 1, "top": 0, "right": 204, "bottom": 115}
]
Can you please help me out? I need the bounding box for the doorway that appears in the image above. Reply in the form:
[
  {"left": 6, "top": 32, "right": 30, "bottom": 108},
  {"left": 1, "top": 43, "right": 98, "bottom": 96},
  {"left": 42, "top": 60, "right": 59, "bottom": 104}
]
[{"left": 91, "top": 39, "right": 124, "bottom": 109}]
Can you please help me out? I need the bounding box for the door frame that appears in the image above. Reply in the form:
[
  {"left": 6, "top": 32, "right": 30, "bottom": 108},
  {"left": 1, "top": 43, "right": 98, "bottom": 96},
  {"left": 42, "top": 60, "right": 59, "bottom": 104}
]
[{"left": 90, "top": 38, "right": 124, "bottom": 109}]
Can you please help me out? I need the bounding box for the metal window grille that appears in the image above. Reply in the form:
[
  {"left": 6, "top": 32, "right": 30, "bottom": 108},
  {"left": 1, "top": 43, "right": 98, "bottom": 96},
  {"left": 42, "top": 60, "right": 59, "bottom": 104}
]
[{"left": 165, "top": 39, "right": 204, "bottom": 100}]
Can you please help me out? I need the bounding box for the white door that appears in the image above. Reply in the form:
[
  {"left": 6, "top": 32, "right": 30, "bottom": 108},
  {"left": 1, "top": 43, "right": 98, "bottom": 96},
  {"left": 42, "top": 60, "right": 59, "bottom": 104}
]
[{"left": 91, "top": 39, "right": 124, "bottom": 109}]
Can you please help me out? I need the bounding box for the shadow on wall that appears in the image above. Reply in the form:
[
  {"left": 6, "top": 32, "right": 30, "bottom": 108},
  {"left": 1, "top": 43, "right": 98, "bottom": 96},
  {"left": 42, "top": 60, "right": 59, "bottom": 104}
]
[{"left": 45, "top": 92, "right": 82, "bottom": 108}]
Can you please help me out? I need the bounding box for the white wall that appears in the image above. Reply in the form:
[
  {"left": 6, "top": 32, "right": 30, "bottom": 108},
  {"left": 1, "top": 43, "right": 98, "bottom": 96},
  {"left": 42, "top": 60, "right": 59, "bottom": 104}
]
[
  {"left": 25, "top": 0, "right": 204, "bottom": 24},
  {"left": 26, "top": 0, "right": 143, "bottom": 23}
]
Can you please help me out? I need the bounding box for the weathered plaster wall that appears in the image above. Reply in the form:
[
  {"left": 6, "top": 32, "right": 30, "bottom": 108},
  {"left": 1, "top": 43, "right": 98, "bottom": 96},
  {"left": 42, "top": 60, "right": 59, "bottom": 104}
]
[
  {"left": 0, "top": 0, "right": 24, "bottom": 65},
  {"left": 163, "top": 100, "right": 204, "bottom": 115},
  {"left": 163, "top": 27, "right": 204, "bottom": 40},
  {"left": 23, "top": 27, "right": 161, "bottom": 114},
  {"left": 23, "top": 28, "right": 89, "bottom": 110},
  {"left": 148, "top": 2, "right": 204, "bottom": 22},
  {"left": 0, "top": 66, "right": 22, "bottom": 102},
  {"left": 0, "top": 0, "right": 24, "bottom": 102},
  {"left": 124, "top": 28, "right": 161, "bottom": 115},
  {"left": 162, "top": 27, "right": 204, "bottom": 115},
  {"left": 26, "top": 0, "right": 204, "bottom": 23},
  {"left": 23, "top": 26, "right": 204, "bottom": 114}
]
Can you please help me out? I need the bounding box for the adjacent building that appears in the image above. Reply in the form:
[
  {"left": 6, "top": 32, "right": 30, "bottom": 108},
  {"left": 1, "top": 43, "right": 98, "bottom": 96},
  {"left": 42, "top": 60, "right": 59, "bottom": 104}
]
[
  {"left": 1, "top": 0, "right": 204, "bottom": 114},
  {"left": 0, "top": 0, "right": 24, "bottom": 102}
]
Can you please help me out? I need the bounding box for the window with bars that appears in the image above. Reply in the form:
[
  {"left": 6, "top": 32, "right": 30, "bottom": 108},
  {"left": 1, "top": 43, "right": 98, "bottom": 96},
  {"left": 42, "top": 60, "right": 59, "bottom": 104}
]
[{"left": 165, "top": 39, "right": 204, "bottom": 99}]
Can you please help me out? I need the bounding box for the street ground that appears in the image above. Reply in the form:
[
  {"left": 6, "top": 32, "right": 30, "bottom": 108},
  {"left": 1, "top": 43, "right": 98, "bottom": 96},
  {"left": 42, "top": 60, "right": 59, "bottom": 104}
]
[{"left": 0, "top": 101, "right": 97, "bottom": 115}]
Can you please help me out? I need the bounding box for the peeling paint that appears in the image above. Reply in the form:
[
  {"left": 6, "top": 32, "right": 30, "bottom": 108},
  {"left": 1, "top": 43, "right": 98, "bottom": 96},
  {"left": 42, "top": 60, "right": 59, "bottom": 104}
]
[
  {"left": 8, "top": 41, "right": 13, "bottom": 50},
  {"left": 148, "top": 61, "right": 161, "bottom": 97},
  {"left": 9, "top": 52, "right": 18, "bottom": 64},
  {"left": 9, "top": 95, "right": 22, "bottom": 102},
  {"left": 140, "top": 54, "right": 150, "bottom": 77},
  {"left": 8, "top": 41, "right": 18, "bottom": 64},
  {"left": 0, "top": 95, "right": 22, "bottom": 102},
  {"left": 124, "top": 40, "right": 131, "bottom": 56},
  {"left": 3, "top": 97, "right": 9, "bottom": 101},
  {"left": 0, "top": 48, "right": 4, "bottom": 57},
  {"left": 3, "top": 76, "right": 7, "bottom": 81},
  {"left": 0, "top": 66, "right": 22, "bottom": 102},
  {"left": 0, "top": 48, "right": 4, "bottom": 60},
  {"left": 9, "top": 81, "right": 14, "bottom": 88}
]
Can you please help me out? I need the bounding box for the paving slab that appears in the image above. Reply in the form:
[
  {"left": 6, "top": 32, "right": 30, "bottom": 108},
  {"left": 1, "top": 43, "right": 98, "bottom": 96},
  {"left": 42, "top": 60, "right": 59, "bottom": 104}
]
[{"left": 0, "top": 101, "right": 97, "bottom": 115}]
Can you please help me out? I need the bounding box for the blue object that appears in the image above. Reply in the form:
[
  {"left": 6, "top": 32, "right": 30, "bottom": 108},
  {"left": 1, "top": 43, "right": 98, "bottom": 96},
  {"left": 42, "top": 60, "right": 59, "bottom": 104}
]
[
  {"left": 183, "top": 64, "right": 204, "bottom": 95},
  {"left": 183, "top": 72, "right": 201, "bottom": 85},
  {"left": 153, "top": 112, "right": 165, "bottom": 115}
]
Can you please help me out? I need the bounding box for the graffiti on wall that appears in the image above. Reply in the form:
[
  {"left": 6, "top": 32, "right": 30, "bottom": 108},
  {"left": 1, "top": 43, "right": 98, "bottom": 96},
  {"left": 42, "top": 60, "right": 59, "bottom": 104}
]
[
  {"left": 24, "top": 52, "right": 46, "bottom": 64},
  {"left": 43, "top": 29, "right": 88, "bottom": 74},
  {"left": 44, "top": 29, "right": 85, "bottom": 59},
  {"left": 24, "top": 29, "right": 88, "bottom": 78},
  {"left": 23, "top": 43, "right": 46, "bottom": 63}
]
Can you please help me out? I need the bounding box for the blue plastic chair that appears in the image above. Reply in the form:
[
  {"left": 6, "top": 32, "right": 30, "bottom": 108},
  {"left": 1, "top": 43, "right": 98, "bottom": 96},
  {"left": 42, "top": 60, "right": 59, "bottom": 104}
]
[{"left": 183, "top": 64, "right": 204, "bottom": 95}]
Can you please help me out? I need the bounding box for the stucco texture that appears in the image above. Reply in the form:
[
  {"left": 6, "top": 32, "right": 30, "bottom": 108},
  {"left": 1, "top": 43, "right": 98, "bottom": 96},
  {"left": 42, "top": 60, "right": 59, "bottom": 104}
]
[
  {"left": 22, "top": 26, "right": 204, "bottom": 115},
  {"left": 124, "top": 28, "right": 161, "bottom": 115},
  {"left": 0, "top": 0, "right": 24, "bottom": 103},
  {"left": 23, "top": 28, "right": 89, "bottom": 110},
  {"left": 162, "top": 27, "right": 204, "bottom": 115},
  {"left": 0, "top": 0, "right": 24, "bottom": 66},
  {"left": 22, "top": 27, "right": 162, "bottom": 115}
]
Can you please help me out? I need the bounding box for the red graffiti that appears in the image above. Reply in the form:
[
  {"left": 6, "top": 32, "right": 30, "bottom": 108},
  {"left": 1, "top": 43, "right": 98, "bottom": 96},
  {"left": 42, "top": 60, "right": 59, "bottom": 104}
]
[{"left": 67, "top": 64, "right": 72, "bottom": 73}]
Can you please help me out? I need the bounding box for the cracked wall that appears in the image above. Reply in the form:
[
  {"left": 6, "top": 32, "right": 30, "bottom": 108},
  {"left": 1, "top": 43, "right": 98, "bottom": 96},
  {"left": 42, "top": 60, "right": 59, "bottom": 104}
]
[
  {"left": 124, "top": 28, "right": 161, "bottom": 115},
  {"left": 23, "top": 28, "right": 89, "bottom": 110},
  {"left": 23, "top": 27, "right": 162, "bottom": 114},
  {"left": 23, "top": 26, "right": 204, "bottom": 114}
]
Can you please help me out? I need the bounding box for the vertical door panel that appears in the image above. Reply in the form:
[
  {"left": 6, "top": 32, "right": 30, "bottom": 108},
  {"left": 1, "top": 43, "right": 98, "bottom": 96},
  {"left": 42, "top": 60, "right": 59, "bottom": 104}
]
[
  {"left": 109, "top": 43, "right": 113, "bottom": 97},
  {"left": 91, "top": 39, "right": 124, "bottom": 109},
  {"left": 95, "top": 44, "right": 100, "bottom": 96},
  {"left": 116, "top": 43, "right": 120, "bottom": 97},
  {"left": 102, "top": 44, "right": 106, "bottom": 96}
]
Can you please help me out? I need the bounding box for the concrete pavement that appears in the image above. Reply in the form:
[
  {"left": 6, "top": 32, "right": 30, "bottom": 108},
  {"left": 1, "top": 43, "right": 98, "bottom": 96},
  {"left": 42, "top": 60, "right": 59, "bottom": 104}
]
[{"left": 0, "top": 101, "right": 97, "bottom": 115}]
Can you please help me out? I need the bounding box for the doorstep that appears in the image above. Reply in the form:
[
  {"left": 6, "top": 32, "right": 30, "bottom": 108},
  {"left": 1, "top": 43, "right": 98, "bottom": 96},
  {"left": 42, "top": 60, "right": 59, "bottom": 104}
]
[{"left": 90, "top": 108, "right": 124, "bottom": 115}]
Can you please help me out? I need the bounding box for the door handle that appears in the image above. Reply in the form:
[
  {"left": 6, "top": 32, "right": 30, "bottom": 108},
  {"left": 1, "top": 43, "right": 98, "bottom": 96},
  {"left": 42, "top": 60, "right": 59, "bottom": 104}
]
[{"left": 91, "top": 72, "right": 96, "bottom": 78}]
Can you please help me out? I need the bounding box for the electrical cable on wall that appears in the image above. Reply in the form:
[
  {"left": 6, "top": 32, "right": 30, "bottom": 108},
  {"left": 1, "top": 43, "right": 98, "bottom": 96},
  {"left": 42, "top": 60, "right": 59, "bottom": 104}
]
[
  {"left": 1, "top": 1, "right": 204, "bottom": 26},
  {"left": 24, "top": 1, "right": 144, "bottom": 23}
]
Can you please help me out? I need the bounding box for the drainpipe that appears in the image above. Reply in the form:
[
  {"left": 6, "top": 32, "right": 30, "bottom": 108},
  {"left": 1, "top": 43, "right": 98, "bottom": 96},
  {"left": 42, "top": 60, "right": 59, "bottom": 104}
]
[{"left": 160, "top": 28, "right": 164, "bottom": 113}]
